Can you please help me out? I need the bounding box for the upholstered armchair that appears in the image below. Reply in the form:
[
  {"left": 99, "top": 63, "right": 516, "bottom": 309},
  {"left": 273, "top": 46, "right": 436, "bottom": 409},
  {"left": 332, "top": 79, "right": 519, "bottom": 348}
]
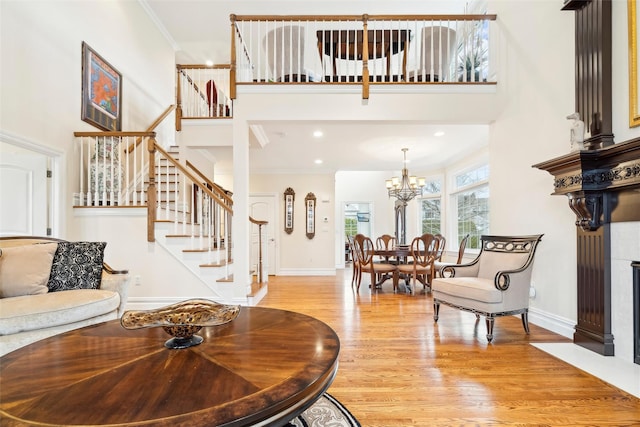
[{"left": 432, "top": 234, "right": 543, "bottom": 342}]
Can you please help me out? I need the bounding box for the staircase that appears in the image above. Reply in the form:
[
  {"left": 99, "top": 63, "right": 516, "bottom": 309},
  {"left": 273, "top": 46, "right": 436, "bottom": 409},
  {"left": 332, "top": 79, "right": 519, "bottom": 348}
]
[{"left": 151, "top": 146, "right": 235, "bottom": 292}]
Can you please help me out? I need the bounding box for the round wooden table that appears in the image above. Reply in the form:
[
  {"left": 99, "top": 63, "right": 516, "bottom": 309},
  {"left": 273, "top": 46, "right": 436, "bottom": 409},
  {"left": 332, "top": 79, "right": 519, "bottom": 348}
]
[{"left": 0, "top": 307, "right": 340, "bottom": 426}]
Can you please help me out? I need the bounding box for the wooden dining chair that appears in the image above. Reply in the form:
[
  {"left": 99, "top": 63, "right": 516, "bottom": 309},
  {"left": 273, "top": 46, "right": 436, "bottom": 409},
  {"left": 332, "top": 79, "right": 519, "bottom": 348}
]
[
  {"left": 434, "top": 234, "right": 446, "bottom": 261},
  {"left": 434, "top": 233, "right": 469, "bottom": 277},
  {"left": 397, "top": 233, "right": 439, "bottom": 294},
  {"left": 346, "top": 235, "right": 361, "bottom": 289},
  {"left": 353, "top": 234, "right": 398, "bottom": 292},
  {"left": 375, "top": 234, "right": 398, "bottom": 264}
]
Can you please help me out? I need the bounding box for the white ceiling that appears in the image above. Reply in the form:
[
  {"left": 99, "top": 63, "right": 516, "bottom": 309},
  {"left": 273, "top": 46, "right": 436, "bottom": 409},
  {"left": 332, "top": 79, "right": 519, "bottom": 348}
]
[{"left": 142, "top": 0, "right": 489, "bottom": 174}]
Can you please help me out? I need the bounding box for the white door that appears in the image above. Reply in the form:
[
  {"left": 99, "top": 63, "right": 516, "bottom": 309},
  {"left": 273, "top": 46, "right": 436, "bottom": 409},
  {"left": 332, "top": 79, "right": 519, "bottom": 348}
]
[
  {"left": 0, "top": 146, "right": 49, "bottom": 236},
  {"left": 249, "top": 194, "right": 277, "bottom": 276}
]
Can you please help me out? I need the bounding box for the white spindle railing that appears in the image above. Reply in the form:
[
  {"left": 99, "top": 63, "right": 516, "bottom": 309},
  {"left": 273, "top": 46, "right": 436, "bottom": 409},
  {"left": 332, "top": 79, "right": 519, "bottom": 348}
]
[
  {"left": 232, "top": 14, "right": 496, "bottom": 86},
  {"left": 176, "top": 65, "right": 233, "bottom": 121}
]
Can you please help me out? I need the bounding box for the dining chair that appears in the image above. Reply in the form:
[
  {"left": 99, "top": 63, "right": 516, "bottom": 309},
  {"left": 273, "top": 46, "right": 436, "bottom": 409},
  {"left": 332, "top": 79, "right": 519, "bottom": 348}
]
[
  {"left": 432, "top": 234, "right": 543, "bottom": 342},
  {"left": 263, "top": 25, "right": 307, "bottom": 82},
  {"left": 397, "top": 233, "right": 439, "bottom": 294},
  {"left": 375, "top": 234, "right": 398, "bottom": 264},
  {"left": 409, "top": 26, "right": 456, "bottom": 82},
  {"left": 434, "top": 234, "right": 446, "bottom": 261},
  {"left": 353, "top": 234, "right": 398, "bottom": 292},
  {"left": 434, "top": 233, "right": 469, "bottom": 277},
  {"left": 346, "top": 235, "right": 361, "bottom": 289}
]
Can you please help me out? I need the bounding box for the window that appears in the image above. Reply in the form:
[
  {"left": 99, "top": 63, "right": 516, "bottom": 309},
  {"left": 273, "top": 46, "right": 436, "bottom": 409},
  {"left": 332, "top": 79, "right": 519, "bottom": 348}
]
[
  {"left": 452, "top": 164, "right": 489, "bottom": 250},
  {"left": 420, "top": 178, "right": 442, "bottom": 235}
]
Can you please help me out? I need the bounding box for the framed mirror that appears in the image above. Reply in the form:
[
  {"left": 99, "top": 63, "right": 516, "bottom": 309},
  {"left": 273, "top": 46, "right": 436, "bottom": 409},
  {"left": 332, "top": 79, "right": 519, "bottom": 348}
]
[
  {"left": 284, "top": 188, "right": 295, "bottom": 234},
  {"left": 305, "top": 192, "right": 316, "bottom": 239}
]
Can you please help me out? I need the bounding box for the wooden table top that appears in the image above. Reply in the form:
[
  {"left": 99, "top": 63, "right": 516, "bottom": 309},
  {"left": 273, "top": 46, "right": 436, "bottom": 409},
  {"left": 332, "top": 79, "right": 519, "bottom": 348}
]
[{"left": 0, "top": 307, "right": 340, "bottom": 427}]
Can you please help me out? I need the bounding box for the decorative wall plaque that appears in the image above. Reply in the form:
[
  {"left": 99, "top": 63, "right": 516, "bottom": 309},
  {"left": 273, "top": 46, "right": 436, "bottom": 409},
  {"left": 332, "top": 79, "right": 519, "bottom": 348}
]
[
  {"left": 284, "top": 188, "right": 295, "bottom": 234},
  {"left": 305, "top": 192, "right": 316, "bottom": 239}
]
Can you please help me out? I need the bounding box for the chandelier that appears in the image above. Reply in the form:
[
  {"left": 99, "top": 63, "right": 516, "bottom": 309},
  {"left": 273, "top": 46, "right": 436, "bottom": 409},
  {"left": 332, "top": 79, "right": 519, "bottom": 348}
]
[{"left": 385, "top": 148, "right": 425, "bottom": 203}]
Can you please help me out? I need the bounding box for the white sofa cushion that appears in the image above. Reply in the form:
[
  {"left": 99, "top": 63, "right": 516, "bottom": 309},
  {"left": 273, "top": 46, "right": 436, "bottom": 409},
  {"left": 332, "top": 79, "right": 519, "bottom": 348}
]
[
  {"left": 0, "top": 243, "right": 58, "bottom": 298},
  {"left": 0, "top": 289, "right": 119, "bottom": 335},
  {"left": 432, "top": 277, "right": 503, "bottom": 303}
]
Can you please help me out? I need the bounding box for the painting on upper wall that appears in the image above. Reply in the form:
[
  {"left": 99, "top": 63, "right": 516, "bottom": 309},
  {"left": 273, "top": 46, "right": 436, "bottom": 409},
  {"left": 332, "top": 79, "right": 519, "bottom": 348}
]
[
  {"left": 81, "top": 42, "right": 122, "bottom": 131},
  {"left": 629, "top": 0, "right": 640, "bottom": 127}
]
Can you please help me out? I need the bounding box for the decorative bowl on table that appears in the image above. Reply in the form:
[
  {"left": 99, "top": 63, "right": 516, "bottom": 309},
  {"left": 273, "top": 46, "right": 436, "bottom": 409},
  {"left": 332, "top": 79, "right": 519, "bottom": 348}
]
[{"left": 120, "top": 299, "right": 241, "bottom": 349}]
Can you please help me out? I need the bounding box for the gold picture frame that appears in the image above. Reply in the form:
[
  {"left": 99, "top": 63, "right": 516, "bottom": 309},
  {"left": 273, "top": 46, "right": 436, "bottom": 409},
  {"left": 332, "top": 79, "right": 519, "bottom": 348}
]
[
  {"left": 305, "top": 192, "right": 316, "bottom": 239},
  {"left": 629, "top": 0, "right": 640, "bottom": 127},
  {"left": 284, "top": 188, "right": 295, "bottom": 234}
]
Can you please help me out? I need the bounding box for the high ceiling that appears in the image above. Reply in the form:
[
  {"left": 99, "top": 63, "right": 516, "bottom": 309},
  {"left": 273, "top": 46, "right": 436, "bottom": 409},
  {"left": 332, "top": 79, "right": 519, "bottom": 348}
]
[{"left": 142, "top": 0, "right": 489, "bottom": 174}]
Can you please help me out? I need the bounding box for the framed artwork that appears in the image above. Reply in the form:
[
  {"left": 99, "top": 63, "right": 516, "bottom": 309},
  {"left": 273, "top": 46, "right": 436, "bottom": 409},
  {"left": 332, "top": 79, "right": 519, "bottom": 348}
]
[
  {"left": 305, "top": 192, "right": 316, "bottom": 239},
  {"left": 284, "top": 187, "right": 295, "bottom": 234},
  {"left": 81, "top": 42, "right": 122, "bottom": 131},
  {"left": 629, "top": 0, "right": 640, "bottom": 127}
]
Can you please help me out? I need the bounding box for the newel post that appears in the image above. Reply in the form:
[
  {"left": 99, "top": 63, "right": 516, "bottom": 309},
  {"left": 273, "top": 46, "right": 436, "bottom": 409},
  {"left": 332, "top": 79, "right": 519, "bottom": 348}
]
[
  {"left": 361, "top": 14, "right": 370, "bottom": 100},
  {"left": 147, "top": 136, "right": 157, "bottom": 242},
  {"left": 230, "top": 14, "right": 237, "bottom": 100},
  {"left": 175, "top": 66, "right": 182, "bottom": 132}
]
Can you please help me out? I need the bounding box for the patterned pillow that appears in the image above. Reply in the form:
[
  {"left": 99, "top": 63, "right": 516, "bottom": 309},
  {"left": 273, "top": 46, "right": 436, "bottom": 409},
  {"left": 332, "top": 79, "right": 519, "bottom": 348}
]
[{"left": 47, "top": 242, "right": 106, "bottom": 292}]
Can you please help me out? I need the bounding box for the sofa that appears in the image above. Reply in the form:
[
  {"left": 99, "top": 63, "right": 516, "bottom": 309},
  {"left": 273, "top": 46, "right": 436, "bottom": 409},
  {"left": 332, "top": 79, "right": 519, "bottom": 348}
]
[{"left": 0, "top": 236, "right": 130, "bottom": 356}]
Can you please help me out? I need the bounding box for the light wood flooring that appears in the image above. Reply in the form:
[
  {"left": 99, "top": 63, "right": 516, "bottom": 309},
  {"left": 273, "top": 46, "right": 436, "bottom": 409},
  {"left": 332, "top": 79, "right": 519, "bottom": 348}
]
[{"left": 257, "top": 270, "right": 640, "bottom": 426}]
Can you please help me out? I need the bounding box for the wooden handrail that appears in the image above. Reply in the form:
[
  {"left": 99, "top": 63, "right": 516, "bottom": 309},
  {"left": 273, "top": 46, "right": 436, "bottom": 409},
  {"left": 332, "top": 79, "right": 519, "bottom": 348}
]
[
  {"left": 231, "top": 14, "right": 497, "bottom": 22},
  {"left": 126, "top": 105, "right": 176, "bottom": 154},
  {"left": 74, "top": 131, "right": 155, "bottom": 137},
  {"left": 153, "top": 143, "right": 233, "bottom": 215},
  {"left": 249, "top": 217, "right": 268, "bottom": 225},
  {"left": 185, "top": 160, "right": 233, "bottom": 207}
]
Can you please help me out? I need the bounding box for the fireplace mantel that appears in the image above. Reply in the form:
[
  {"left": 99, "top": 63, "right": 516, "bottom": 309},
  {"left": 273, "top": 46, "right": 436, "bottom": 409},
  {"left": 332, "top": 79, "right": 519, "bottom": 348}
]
[
  {"left": 533, "top": 138, "right": 640, "bottom": 231},
  {"left": 533, "top": 138, "right": 640, "bottom": 356}
]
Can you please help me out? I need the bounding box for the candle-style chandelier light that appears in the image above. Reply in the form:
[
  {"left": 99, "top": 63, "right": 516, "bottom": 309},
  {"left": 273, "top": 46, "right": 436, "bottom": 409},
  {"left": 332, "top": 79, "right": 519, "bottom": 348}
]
[{"left": 385, "top": 148, "right": 426, "bottom": 203}]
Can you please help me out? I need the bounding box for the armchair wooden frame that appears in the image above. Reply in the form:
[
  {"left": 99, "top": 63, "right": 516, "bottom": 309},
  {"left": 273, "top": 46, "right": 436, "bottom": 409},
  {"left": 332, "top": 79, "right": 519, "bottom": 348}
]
[{"left": 432, "top": 234, "right": 543, "bottom": 342}]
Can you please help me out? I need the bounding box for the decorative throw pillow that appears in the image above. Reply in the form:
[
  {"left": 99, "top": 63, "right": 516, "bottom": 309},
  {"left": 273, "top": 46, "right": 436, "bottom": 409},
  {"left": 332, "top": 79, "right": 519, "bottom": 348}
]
[
  {"left": 0, "top": 243, "right": 58, "bottom": 298},
  {"left": 47, "top": 242, "right": 106, "bottom": 292}
]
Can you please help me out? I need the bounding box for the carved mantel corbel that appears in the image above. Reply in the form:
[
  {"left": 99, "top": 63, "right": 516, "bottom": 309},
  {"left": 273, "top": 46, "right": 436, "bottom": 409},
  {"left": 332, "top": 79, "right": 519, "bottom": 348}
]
[{"left": 567, "top": 192, "right": 602, "bottom": 231}]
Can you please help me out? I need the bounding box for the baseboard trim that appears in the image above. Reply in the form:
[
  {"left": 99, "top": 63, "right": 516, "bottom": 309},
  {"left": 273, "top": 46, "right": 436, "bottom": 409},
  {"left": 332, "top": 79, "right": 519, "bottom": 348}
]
[
  {"left": 277, "top": 268, "right": 336, "bottom": 276},
  {"left": 528, "top": 307, "right": 575, "bottom": 339}
]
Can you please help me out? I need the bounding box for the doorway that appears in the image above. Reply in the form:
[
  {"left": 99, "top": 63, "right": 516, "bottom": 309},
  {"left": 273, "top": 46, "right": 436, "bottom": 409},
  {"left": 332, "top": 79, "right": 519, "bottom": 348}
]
[
  {"left": 0, "top": 139, "right": 57, "bottom": 236},
  {"left": 342, "top": 202, "right": 372, "bottom": 267},
  {"left": 249, "top": 194, "right": 278, "bottom": 276}
]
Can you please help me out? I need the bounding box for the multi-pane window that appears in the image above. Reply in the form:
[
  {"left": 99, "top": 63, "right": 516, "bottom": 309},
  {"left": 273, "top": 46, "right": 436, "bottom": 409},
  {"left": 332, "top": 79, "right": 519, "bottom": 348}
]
[
  {"left": 420, "top": 179, "right": 442, "bottom": 235},
  {"left": 452, "top": 164, "right": 489, "bottom": 250}
]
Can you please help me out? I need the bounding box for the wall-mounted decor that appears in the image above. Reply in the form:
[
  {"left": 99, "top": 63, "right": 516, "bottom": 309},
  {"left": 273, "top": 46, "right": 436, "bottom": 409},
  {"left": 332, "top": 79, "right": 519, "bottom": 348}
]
[
  {"left": 284, "top": 187, "right": 295, "bottom": 234},
  {"left": 305, "top": 192, "right": 316, "bottom": 239},
  {"left": 629, "top": 0, "right": 640, "bottom": 127},
  {"left": 81, "top": 42, "right": 122, "bottom": 131}
]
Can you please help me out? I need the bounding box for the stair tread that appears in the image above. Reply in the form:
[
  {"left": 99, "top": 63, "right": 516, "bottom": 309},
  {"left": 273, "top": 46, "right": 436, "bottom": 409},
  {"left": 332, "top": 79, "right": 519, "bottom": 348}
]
[{"left": 199, "top": 260, "right": 232, "bottom": 267}]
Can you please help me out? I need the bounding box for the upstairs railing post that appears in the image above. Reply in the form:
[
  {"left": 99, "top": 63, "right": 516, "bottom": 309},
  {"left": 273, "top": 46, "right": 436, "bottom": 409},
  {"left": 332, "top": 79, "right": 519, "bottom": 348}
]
[
  {"left": 147, "top": 136, "right": 157, "bottom": 242},
  {"left": 230, "top": 14, "right": 237, "bottom": 99},
  {"left": 361, "top": 14, "right": 370, "bottom": 99},
  {"left": 175, "top": 67, "right": 183, "bottom": 131}
]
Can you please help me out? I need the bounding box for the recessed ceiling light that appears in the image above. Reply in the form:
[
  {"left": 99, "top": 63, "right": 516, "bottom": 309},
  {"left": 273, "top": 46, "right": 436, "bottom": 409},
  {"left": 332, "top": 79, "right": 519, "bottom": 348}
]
[
  {"left": 205, "top": 60, "right": 214, "bottom": 66},
  {"left": 314, "top": 159, "right": 323, "bottom": 164},
  {"left": 313, "top": 130, "right": 323, "bottom": 138},
  {"left": 434, "top": 131, "right": 445, "bottom": 137}
]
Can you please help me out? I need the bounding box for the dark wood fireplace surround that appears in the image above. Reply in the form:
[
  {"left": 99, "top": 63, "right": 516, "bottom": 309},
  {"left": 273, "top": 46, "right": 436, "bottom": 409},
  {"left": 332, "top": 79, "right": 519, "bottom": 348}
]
[{"left": 534, "top": 0, "right": 640, "bottom": 357}]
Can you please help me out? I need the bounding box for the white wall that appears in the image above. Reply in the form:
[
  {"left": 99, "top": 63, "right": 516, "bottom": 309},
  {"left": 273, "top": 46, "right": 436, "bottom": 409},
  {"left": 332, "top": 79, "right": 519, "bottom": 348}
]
[
  {"left": 0, "top": 0, "right": 175, "bottom": 236},
  {"left": 487, "top": 0, "right": 578, "bottom": 324},
  {"left": 250, "top": 173, "right": 336, "bottom": 274}
]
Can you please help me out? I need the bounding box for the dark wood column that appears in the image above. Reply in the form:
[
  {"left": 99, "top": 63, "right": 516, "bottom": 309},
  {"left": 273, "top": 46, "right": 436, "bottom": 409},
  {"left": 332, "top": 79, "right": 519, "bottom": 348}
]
[
  {"left": 534, "top": 139, "right": 640, "bottom": 355},
  {"left": 562, "top": 0, "right": 614, "bottom": 149}
]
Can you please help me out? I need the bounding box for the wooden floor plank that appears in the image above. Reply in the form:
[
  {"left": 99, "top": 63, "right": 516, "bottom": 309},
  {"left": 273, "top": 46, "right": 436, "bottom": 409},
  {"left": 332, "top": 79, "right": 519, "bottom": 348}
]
[{"left": 257, "top": 270, "right": 640, "bottom": 426}]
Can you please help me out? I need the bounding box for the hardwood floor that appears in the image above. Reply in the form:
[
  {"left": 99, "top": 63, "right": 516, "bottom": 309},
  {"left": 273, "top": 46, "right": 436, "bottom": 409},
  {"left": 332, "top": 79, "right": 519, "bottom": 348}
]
[{"left": 257, "top": 270, "right": 640, "bottom": 426}]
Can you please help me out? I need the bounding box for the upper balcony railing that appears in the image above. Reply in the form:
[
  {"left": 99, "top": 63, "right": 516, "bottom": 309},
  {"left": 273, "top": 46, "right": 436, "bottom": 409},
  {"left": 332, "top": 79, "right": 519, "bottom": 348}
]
[
  {"left": 231, "top": 14, "right": 497, "bottom": 99},
  {"left": 176, "top": 65, "right": 233, "bottom": 130}
]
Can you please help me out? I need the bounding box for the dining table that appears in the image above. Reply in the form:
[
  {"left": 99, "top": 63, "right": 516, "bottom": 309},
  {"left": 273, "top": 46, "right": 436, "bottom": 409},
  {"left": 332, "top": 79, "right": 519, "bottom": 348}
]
[
  {"left": 373, "top": 245, "right": 433, "bottom": 292},
  {"left": 316, "top": 29, "right": 411, "bottom": 82}
]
